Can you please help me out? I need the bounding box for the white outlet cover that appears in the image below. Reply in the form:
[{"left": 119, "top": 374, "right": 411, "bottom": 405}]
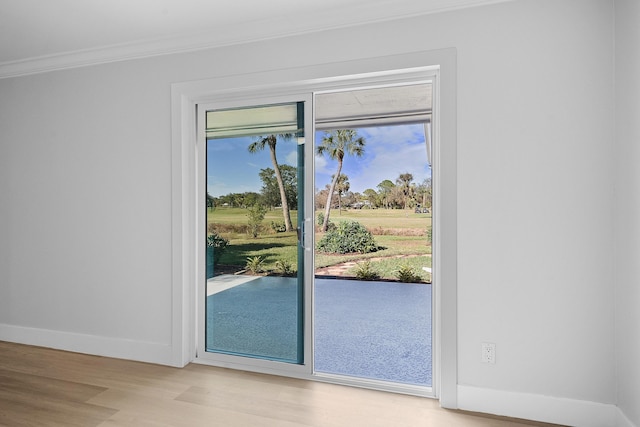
[{"left": 482, "top": 342, "right": 496, "bottom": 364}]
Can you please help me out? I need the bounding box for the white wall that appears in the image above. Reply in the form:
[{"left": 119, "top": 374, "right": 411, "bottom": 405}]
[
  {"left": 453, "top": 0, "right": 615, "bottom": 404},
  {"left": 0, "top": 66, "right": 177, "bottom": 361},
  {"left": 614, "top": 0, "right": 640, "bottom": 426},
  {"left": 0, "top": 0, "right": 621, "bottom": 423}
]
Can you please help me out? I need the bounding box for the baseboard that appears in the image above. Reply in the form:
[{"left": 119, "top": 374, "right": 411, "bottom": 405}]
[
  {"left": 617, "top": 408, "right": 638, "bottom": 427},
  {"left": 458, "top": 385, "right": 619, "bottom": 427},
  {"left": 0, "top": 323, "right": 174, "bottom": 366}
]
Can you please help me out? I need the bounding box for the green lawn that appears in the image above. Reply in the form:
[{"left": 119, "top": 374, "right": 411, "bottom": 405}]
[
  {"left": 208, "top": 207, "right": 298, "bottom": 225},
  {"left": 216, "top": 232, "right": 298, "bottom": 268},
  {"left": 208, "top": 206, "right": 431, "bottom": 229},
  {"left": 346, "top": 255, "right": 432, "bottom": 283},
  {"left": 321, "top": 208, "right": 431, "bottom": 229},
  {"left": 209, "top": 207, "right": 431, "bottom": 281}
]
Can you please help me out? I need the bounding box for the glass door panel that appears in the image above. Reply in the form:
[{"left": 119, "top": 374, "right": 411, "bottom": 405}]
[
  {"left": 204, "top": 102, "right": 305, "bottom": 364},
  {"left": 313, "top": 83, "right": 434, "bottom": 387}
]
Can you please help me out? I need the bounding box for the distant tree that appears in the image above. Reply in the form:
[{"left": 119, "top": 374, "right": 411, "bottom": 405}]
[
  {"left": 363, "top": 188, "right": 380, "bottom": 208},
  {"left": 415, "top": 177, "right": 432, "bottom": 209},
  {"left": 316, "top": 129, "right": 365, "bottom": 231},
  {"left": 259, "top": 168, "right": 281, "bottom": 208},
  {"left": 258, "top": 165, "right": 297, "bottom": 210},
  {"left": 218, "top": 194, "right": 230, "bottom": 207},
  {"left": 389, "top": 186, "right": 405, "bottom": 209},
  {"left": 248, "top": 134, "right": 294, "bottom": 232},
  {"left": 333, "top": 173, "right": 350, "bottom": 213},
  {"left": 242, "top": 192, "right": 262, "bottom": 208},
  {"left": 219, "top": 192, "right": 242, "bottom": 207},
  {"left": 216, "top": 192, "right": 262, "bottom": 208},
  {"left": 344, "top": 191, "right": 360, "bottom": 207},
  {"left": 377, "top": 179, "right": 396, "bottom": 209},
  {"left": 315, "top": 187, "right": 330, "bottom": 209},
  {"left": 396, "top": 173, "right": 415, "bottom": 209},
  {"left": 235, "top": 193, "right": 247, "bottom": 208},
  {"left": 206, "top": 192, "right": 215, "bottom": 210}
]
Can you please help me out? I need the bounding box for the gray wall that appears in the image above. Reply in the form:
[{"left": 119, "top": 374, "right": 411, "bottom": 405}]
[
  {"left": 0, "top": 0, "right": 634, "bottom": 423},
  {"left": 615, "top": 0, "right": 640, "bottom": 425}
]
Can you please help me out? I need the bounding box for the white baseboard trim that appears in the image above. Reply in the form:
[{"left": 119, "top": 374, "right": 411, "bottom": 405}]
[
  {"left": 458, "top": 385, "right": 619, "bottom": 427},
  {"left": 0, "top": 323, "right": 174, "bottom": 366},
  {"left": 617, "top": 408, "right": 638, "bottom": 427}
]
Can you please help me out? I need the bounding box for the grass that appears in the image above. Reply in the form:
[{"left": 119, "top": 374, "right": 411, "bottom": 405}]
[
  {"left": 347, "top": 256, "right": 432, "bottom": 282},
  {"left": 209, "top": 207, "right": 432, "bottom": 278},
  {"left": 209, "top": 206, "right": 431, "bottom": 229},
  {"left": 314, "top": 234, "right": 430, "bottom": 268},
  {"left": 216, "top": 232, "right": 298, "bottom": 269},
  {"left": 208, "top": 207, "right": 298, "bottom": 227},
  {"left": 323, "top": 208, "right": 431, "bottom": 229}
]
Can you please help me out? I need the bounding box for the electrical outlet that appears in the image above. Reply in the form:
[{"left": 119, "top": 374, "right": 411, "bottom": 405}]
[{"left": 482, "top": 342, "right": 496, "bottom": 364}]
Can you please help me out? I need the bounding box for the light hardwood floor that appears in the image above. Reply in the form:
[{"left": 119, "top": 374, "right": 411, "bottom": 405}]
[{"left": 0, "top": 341, "right": 563, "bottom": 427}]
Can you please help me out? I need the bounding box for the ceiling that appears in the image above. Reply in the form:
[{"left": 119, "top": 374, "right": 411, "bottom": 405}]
[{"left": 0, "top": 0, "right": 510, "bottom": 78}]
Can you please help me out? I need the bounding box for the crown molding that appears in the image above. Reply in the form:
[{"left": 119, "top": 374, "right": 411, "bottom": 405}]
[
  {"left": 0, "top": 31, "right": 244, "bottom": 79},
  {"left": 0, "top": 0, "right": 510, "bottom": 79}
]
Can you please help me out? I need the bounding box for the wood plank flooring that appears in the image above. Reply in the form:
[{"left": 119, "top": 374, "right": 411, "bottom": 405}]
[{"left": 0, "top": 341, "right": 563, "bottom": 427}]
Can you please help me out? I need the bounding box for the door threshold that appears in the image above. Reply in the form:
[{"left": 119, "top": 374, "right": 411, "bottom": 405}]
[
  {"left": 192, "top": 356, "right": 435, "bottom": 398},
  {"left": 313, "top": 371, "right": 435, "bottom": 398}
]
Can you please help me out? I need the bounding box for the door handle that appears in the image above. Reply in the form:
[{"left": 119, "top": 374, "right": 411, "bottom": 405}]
[{"left": 298, "top": 218, "right": 312, "bottom": 251}]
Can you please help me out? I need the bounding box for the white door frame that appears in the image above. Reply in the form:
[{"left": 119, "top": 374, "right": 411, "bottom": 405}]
[
  {"left": 170, "top": 49, "right": 457, "bottom": 406},
  {"left": 195, "top": 93, "right": 315, "bottom": 378}
]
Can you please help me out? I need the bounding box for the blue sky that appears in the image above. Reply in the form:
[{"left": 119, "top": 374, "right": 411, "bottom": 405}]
[{"left": 207, "top": 123, "right": 431, "bottom": 197}]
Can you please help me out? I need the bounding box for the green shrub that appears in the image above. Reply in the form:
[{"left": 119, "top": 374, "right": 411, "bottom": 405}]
[
  {"left": 316, "top": 220, "right": 378, "bottom": 254},
  {"left": 245, "top": 256, "right": 264, "bottom": 274},
  {"left": 427, "top": 226, "right": 432, "bottom": 244},
  {"left": 354, "top": 260, "right": 381, "bottom": 280},
  {"left": 270, "top": 221, "right": 286, "bottom": 233},
  {"left": 316, "top": 212, "right": 336, "bottom": 230},
  {"left": 395, "top": 264, "right": 421, "bottom": 283},
  {"left": 274, "top": 260, "right": 295, "bottom": 276},
  {"left": 207, "top": 232, "right": 229, "bottom": 266},
  {"left": 247, "top": 204, "right": 267, "bottom": 238}
]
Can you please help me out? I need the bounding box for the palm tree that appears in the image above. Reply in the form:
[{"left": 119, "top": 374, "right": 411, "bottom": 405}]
[
  {"left": 396, "top": 172, "right": 414, "bottom": 209},
  {"left": 248, "top": 134, "right": 294, "bottom": 232},
  {"left": 333, "top": 173, "right": 350, "bottom": 213},
  {"left": 316, "top": 129, "right": 365, "bottom": 231}
]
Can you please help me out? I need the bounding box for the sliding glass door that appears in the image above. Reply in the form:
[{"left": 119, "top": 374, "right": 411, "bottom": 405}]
[
  {"left": 194, "top": 72, "right": 436, "bottom": 396},
  {"left": 312, "top": 83, "right": 434, "bottom": 390},
  {"left": 197, "top": 97, "right": 312, "bottom": 370}
]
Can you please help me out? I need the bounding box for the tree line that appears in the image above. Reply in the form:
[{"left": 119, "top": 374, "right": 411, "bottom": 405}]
[
  {"left": 208, "top": 129, "right": 432, "bottom": 233},
  {"left": 314, "top": 175, "right": 432, "bottom": 211}
]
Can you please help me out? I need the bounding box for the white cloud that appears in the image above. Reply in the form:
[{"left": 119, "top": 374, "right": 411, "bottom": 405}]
[
  {"left": 342, "top": 125, "right": 430, "bottom": 192},
  {"left": 359, "top": 125, "right": 424, "bottom": 145},
  {"left": 284, "top": 150, "right": 298, "bottom": 166},
  {"left": 314, "top": 153, "right": 332, "bottom": 175}
]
